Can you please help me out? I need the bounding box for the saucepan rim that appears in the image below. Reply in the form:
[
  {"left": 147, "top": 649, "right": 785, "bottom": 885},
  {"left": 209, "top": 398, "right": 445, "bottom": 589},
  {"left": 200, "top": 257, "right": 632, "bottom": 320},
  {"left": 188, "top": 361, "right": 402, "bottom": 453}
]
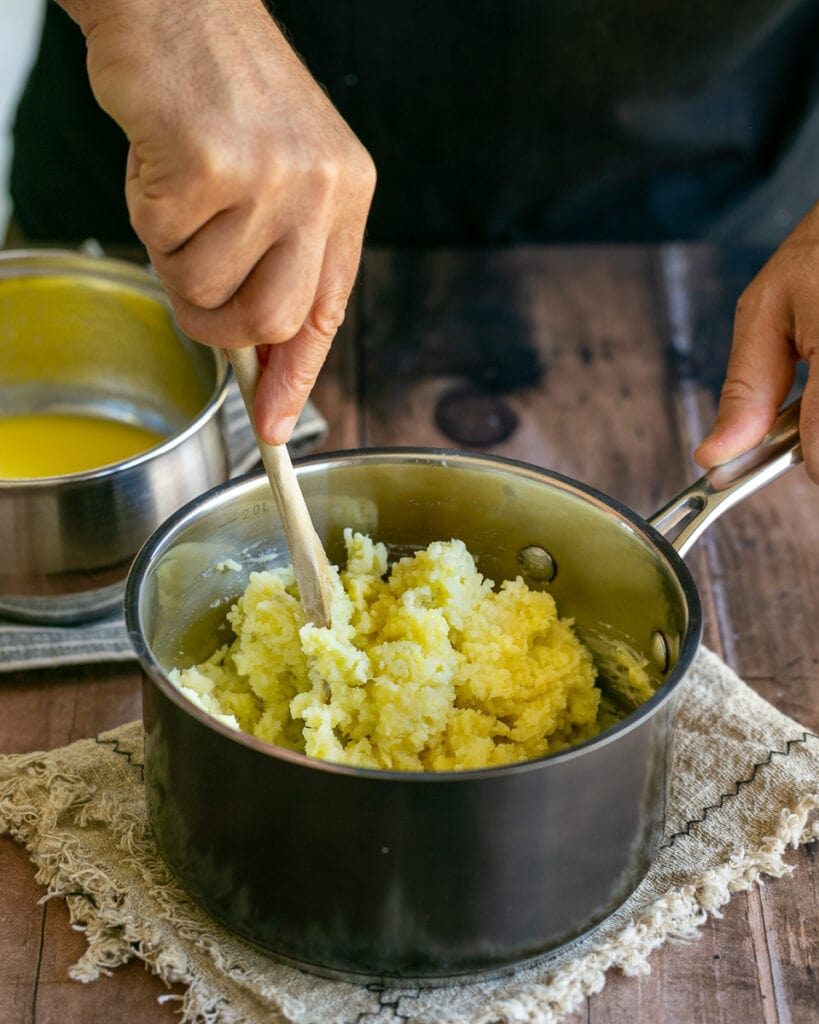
[{"left": 125, "top": 446, "right": 703, "bottom": 782}]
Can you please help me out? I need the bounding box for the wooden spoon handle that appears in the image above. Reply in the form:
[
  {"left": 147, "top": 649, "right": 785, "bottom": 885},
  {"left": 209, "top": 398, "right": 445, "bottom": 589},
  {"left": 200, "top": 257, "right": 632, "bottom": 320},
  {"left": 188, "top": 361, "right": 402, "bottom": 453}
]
[{"left": 226, "top": 347, "right": 333, "bottom": 628}]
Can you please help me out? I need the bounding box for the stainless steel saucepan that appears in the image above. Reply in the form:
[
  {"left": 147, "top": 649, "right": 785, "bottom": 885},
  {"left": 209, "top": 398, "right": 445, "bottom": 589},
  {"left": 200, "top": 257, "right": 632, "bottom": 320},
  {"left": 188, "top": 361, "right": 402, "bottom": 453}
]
[{"left": 125, "top": 399, "right": 802, "bottom": 983}]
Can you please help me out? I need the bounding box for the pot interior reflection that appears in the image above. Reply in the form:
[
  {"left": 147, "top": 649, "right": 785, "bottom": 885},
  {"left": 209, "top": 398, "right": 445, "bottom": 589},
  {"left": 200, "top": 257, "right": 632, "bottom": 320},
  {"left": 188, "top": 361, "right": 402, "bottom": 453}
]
[{"left": 138, "top": 451, "right": 693, "bottom": 731}]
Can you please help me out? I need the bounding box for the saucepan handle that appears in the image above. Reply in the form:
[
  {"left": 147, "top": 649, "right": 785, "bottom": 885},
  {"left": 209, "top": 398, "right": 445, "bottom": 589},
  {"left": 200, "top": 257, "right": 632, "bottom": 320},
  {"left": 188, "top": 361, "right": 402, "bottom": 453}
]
[{"left": 647, "top": 398, "right": 803, "bottom": 556}]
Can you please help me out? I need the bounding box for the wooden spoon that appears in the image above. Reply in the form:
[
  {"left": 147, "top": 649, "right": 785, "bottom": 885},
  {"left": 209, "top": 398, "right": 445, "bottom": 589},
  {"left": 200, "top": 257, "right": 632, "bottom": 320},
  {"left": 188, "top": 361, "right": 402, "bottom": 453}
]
[{"left": 225, "top": 346, "right": 333, "bottom": 628}]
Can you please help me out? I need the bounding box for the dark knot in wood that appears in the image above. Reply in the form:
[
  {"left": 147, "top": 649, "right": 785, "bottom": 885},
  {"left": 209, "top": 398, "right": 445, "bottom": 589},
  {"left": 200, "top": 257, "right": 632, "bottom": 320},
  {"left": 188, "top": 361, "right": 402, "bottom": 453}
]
[{"left": 434, "top": 385, "right": 518, "bottom": 447}]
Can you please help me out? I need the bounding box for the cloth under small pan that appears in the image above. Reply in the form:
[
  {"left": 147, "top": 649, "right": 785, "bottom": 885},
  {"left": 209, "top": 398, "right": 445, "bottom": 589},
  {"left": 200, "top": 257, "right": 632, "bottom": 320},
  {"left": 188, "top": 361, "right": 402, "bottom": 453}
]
[
  {"left": 0, "top": 381, "right": 327, "bottom": 673},
  {"left": 0, "top": 647, "right": 817, "bottom": 1024}
]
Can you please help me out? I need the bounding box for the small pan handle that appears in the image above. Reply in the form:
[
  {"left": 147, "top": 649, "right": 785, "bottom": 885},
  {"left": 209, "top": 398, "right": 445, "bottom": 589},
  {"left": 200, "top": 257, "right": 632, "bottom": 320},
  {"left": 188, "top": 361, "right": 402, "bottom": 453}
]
[{"left": 647, "top": 398, "right": 803, "bottom": 556}]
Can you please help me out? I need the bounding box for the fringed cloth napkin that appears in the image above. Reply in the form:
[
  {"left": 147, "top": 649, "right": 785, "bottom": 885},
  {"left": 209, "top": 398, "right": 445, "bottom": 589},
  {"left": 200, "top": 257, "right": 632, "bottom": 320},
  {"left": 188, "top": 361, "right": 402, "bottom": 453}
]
[{"left": 1, "top": 648, "right": 817, "bottom": 1024}]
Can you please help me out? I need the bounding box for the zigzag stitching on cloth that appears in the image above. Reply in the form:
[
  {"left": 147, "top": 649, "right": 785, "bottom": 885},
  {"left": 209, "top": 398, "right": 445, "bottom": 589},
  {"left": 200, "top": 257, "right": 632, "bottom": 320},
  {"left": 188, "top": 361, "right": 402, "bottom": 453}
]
[
  {"left": 661, "top": 730, "right": 819, "bottom": 850},
  {"left": 93, "top": 734, "right": 145, "bottom": 781},
  {"left": 352, "top": 984, "right": 422, "bottom": 1024}
]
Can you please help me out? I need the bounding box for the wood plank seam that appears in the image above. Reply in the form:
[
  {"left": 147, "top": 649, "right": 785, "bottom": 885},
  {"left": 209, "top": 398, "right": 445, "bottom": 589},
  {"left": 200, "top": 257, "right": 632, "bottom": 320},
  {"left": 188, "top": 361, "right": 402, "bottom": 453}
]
[
  {"left": 30, "top": 903, "right": 47, "bottom": 1024},
  {"left": 747, "top": 890, "right": 787, "bottom": 1024},
  {"left": 761, "top": 888, "right": 797, "bottom": 1024}
]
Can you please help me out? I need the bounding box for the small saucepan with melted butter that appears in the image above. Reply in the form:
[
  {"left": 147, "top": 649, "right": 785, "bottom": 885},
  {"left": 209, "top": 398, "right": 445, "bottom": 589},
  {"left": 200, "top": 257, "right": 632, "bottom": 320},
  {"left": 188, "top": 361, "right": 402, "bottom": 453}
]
[
  {"left": 125, "top": 405, "right": 802, "bottom": 982},
  {"left": 0, "top": 249, "right": 231, "bottom": 623}
]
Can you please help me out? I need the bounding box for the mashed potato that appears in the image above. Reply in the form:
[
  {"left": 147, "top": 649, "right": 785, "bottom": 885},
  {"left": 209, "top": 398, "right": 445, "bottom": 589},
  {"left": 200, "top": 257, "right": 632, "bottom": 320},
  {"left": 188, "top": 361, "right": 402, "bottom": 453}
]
[{"left": 170, "top": 530, "right": 618, "bottom": 771}]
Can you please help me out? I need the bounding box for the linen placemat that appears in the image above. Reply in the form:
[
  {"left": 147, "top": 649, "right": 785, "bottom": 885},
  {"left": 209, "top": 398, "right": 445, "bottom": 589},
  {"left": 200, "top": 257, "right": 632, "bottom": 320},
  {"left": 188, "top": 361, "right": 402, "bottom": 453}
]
[
  {"left": 0, "top": 647, "right": 817, "bottom": 1024},
  {"left": 0, "top": 382, "right": 327, "bottom": 673}
]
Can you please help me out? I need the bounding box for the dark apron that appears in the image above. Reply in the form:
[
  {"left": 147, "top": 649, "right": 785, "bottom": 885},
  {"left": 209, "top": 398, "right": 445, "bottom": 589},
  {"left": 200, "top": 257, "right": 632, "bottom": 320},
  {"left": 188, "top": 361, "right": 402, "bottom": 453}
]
[{"left": 11, "top": 0, "right": 819, "bottom": 246}]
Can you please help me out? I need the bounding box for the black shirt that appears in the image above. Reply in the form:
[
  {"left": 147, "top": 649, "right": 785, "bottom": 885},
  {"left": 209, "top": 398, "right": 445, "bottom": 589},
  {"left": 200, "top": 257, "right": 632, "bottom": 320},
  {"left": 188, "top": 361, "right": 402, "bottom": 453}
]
[{"left": 11, "top": 0, "right": 819, "bottom": 246}]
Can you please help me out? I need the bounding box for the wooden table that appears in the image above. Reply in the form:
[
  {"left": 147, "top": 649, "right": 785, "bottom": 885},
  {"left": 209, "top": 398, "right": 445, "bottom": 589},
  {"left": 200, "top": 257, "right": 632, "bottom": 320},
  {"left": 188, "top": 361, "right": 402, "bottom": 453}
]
[{"left": 1, "top": 244, "right": 816, "bottom": 1023}]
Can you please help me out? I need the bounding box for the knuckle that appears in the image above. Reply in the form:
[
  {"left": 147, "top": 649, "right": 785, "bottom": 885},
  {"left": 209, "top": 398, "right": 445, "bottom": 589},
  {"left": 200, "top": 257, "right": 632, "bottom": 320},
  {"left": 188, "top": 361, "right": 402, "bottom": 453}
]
[
  {"left": 341, "top": 144, "right": 377, "bottom": 206},
  {"left": 129, "top": 204, "right": 177, "bottom": 253},
  {"left": 317, "top": 142, "right": 376, "bottom": 202},
  {"left": 187, "top": 135, "right": 239, "bottom": 187},
  {"left": 302, "top": 159, "right": 340, "bottom": 215},
  {"left": 278, "top": 362, "right": 318, "bottom": 399},
  {"left": 356, "top": 147, "right": 377, "bottom": 192},
  {"left": 167, "top": 302, "right": 208, "bottom": 346},
  {"left": 260, "top": 156, "right": 287, "bottom": 191},
  {"left": 719, "top": 375, "right": 758, "bottom": 405},
  {"left": 175, "top": 273, "right": 232, "bottom": 311},
  {"left": 315, "top": 157, "right": 341, "bottom": 190},
  {"left": 154, "top": 252, "right": 235, "bottom": 310},
  {"left": 797, "top": 332, "right": 819, "bottom": 362},
  {"left": 245, "top": 309, "right": 304, "bottom": 347},
  {"left": 310, "top": 295, "right": 347, "bottom": 337},
  {"left": 735, "top": 274, "right": 783, "bottom": 323}
]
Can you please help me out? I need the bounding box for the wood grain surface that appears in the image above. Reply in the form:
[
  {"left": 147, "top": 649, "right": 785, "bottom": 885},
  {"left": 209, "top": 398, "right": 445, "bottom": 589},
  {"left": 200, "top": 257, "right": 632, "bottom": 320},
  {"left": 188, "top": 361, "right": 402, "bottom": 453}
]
[{"left": 1, "top": 244, "right": 816, "bottom": 1024}]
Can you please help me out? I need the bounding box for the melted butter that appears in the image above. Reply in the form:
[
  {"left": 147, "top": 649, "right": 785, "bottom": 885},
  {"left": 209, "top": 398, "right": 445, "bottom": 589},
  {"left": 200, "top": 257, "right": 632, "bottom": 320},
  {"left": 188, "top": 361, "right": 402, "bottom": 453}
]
[{"left": 0, "top": 413, "right": 166, "bottom": 478}]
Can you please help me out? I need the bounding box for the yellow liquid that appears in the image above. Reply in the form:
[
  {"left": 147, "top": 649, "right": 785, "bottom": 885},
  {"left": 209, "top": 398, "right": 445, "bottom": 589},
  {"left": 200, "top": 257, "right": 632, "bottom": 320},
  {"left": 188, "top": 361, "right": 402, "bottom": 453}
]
[{"left": 0, "top": 413, "right": 167, "bottom": 478}]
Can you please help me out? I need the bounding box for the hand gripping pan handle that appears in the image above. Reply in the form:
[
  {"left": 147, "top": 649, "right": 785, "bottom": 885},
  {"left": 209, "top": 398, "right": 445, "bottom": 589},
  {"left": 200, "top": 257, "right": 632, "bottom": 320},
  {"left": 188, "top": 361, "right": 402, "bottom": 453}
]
[{"left": 648, "top": 398, "right": 803, "bottom": 557}]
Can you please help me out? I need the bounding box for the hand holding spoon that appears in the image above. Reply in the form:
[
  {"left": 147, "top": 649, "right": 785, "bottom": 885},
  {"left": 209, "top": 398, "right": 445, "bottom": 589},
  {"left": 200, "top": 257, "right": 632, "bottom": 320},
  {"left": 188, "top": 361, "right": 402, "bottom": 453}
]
[{"left": 226, "top": 346, "right": 333, "bottom": 628}]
